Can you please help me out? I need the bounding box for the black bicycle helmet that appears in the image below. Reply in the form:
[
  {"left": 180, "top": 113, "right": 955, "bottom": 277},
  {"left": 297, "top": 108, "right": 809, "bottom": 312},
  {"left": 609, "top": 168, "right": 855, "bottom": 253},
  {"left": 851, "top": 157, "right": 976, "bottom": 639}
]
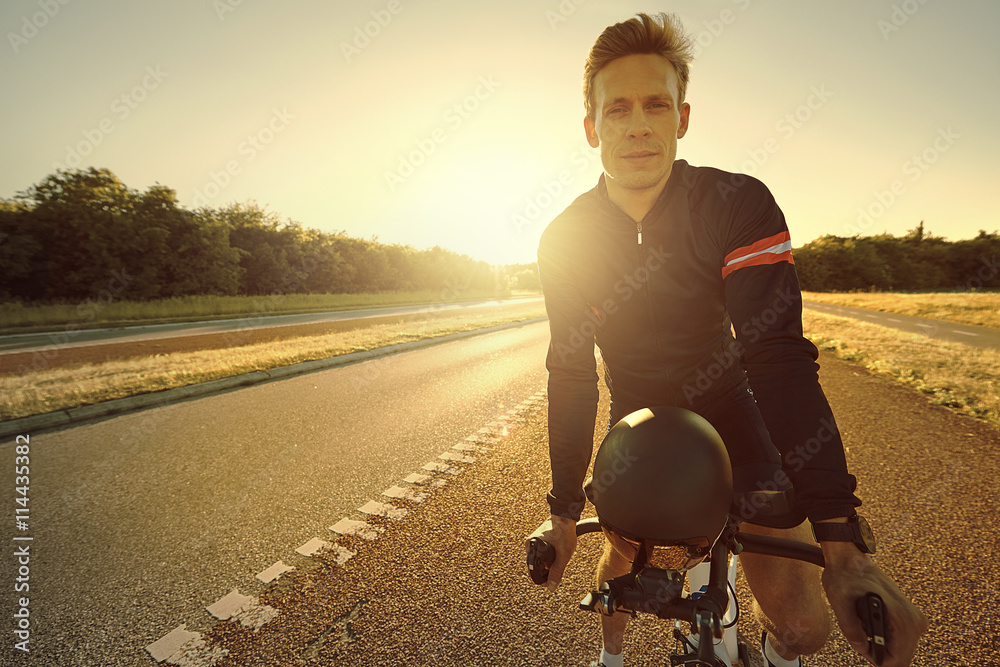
[{"left": 587, "top": 406, "right": 733, "bottom": 570}]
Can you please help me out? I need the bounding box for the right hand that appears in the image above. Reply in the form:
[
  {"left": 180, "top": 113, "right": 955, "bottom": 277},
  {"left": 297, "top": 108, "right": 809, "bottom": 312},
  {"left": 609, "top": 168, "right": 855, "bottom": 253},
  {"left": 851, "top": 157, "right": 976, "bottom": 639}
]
[{"left": 524, "top": 514, "right": 577, "bottom": 593}]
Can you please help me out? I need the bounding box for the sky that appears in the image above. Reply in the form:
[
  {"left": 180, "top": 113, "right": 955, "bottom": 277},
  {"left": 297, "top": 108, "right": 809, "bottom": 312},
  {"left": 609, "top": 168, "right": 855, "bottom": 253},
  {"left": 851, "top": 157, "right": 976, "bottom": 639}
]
[{"left": 1, "top": 1, "right": 997, "bottom": 266}]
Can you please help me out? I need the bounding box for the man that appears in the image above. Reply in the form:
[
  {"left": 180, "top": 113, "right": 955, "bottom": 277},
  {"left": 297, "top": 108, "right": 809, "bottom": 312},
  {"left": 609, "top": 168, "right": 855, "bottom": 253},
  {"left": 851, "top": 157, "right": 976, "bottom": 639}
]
[{"left": 526, "top": 12, "right": 927, "bottom": 667}]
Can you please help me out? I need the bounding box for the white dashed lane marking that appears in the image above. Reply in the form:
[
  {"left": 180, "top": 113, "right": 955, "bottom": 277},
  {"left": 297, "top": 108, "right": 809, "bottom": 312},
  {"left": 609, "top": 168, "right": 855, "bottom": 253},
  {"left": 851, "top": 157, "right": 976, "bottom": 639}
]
[
  {"left": 329, "top": 518, "right": 384, "bottom": 540},
  {"left": 147, "top": 386, "right": 550, "bottom": 663},
  {"left": 146, "top": 626, "right": 203, "bottom": 662},
  {"left": 145, "top": 626, "right": 227, "bottom": 666},
  {"left": 953, "top": 330, "right": 979, "bottom": 337},
  {"left": 453, "top": 443, "right": 488, "bottom": 454},
  {"left": 382, "top": 485, "right": 429, "bottom": 503},
  {"left": 438, "top": 450, "right": 476, "bottom": 463},
  {"left": 358, "top": 499, "right": 408, "bottom": 520},
  {"left": 295, "top": 537, "right": 356, "bottom": 563},
  {"left": 422, "top": 461, "right": 461, "bottom": 475},
  {"left": 206, "top": 590, "right": 279, "bottom": 630},
  {"left": 256, "top": 560, "right": 294, "bottom": 584}
]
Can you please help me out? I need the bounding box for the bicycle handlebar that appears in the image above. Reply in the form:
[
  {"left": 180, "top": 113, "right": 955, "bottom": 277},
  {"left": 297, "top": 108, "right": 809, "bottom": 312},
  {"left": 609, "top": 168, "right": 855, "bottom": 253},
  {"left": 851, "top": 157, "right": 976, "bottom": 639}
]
[{"left": 526, "top": 517, "right": 889, "bottom": 665}]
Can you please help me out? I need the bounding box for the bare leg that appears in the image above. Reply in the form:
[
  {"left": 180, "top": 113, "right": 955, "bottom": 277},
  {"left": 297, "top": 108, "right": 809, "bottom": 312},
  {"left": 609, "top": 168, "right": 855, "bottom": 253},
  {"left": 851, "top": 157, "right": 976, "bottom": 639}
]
[
  {"left": 596, "top": 536, "right": 632, "bottom": 655},
  {"left": 740, "top": 521, "right": 831, "bottom": 660}
]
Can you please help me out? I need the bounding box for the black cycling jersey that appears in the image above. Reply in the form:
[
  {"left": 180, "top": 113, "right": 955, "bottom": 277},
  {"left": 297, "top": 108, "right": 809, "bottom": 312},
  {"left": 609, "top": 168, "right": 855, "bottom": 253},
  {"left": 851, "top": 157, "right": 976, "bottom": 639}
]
[{"left": 537, "top": 159, "right": 861, "bottom": 523}]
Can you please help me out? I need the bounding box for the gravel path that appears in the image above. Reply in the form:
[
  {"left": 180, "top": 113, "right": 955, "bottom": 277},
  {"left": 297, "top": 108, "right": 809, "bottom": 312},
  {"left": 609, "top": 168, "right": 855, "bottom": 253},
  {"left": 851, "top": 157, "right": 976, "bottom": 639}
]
[{"left": 183, "top": 352, "right": 999, "bottom": 666}]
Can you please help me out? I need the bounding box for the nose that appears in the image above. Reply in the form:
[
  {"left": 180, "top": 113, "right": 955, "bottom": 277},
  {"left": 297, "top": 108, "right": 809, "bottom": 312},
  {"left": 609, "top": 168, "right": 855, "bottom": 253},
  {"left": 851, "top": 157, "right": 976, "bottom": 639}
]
[{"left": 626, "top": 108, "right": 653, "bottom": 139}]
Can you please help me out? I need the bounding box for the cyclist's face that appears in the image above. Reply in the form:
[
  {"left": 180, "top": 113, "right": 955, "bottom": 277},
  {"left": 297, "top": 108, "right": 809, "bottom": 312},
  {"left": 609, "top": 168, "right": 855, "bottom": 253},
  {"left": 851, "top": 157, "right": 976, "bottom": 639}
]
[{"left": 585, "top": 54, "right": 690, "bottom": 192}]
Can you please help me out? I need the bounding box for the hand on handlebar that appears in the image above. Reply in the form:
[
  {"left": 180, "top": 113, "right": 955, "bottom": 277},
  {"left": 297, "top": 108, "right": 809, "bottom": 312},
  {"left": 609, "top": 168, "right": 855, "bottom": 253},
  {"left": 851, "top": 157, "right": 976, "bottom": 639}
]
[
  {"left": 821, "top": 544, "right": 927, "bottom": 666},
  {"left": 524, "top": 515, "right": 577, "bottom": 593}
]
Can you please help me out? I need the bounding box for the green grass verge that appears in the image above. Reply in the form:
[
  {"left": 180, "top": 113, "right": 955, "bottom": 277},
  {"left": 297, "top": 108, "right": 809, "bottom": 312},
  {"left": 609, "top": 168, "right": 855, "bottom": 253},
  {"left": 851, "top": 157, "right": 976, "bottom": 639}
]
[
  {"left": 802, "top": 291, "right": 1000, "bottom": 329},
  {"left": 804, "top": 309, "right": 1000, "bottom": 429},
  {"left": 0, "top": 290, "right": 542, "bottom": 334}
]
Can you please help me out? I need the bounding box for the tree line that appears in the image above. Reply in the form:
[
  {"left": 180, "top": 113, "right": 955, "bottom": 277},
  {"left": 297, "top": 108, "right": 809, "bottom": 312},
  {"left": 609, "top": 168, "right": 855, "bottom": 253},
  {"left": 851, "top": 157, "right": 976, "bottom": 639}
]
[
  {"left": 793, "top": 223, "right": 1000, "bottom": 292},
  {"left": 2, "top": 169, "right": 991, "bottom": 302},
  {"left": 0, "top": 168, "right": 540, "bottom": 303}
]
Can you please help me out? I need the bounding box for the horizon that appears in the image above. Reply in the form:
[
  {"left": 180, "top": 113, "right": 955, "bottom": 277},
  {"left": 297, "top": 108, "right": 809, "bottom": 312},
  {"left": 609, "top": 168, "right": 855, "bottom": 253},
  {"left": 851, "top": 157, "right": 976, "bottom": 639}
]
[{"left": 2, "top": 1, "right": 997, "bottom": 265}]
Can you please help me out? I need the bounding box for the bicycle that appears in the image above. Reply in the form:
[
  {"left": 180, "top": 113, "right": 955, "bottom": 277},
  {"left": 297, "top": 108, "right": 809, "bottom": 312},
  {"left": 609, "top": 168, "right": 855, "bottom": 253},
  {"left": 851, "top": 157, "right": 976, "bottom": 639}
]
[
  {"left": 528, "top": 515, "right": 888, "bottom": 666},
  {"left": 525, "top": 406, "right": 890, "bottom": 666}
]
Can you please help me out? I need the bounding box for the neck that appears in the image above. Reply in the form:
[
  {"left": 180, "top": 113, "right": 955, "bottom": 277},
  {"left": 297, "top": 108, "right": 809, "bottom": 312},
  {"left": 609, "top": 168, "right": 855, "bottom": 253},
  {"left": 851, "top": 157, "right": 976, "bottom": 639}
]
[{"left": 605, "top": 170, "right": 671, "bottom": 223}]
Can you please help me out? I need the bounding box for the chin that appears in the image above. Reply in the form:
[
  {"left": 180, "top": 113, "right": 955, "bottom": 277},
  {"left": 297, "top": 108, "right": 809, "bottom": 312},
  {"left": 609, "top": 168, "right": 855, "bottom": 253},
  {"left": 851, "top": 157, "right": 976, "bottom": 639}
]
[{"left": 612, "top": 169, "right": 669, "bottom": 191}]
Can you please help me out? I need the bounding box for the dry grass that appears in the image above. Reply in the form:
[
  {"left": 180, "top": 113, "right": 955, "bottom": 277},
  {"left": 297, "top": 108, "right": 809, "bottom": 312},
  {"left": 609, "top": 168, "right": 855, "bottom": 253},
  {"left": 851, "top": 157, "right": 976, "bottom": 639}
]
[
  {"left": 7, "top": 296, "right": 998, "bottom": 432},
  {"left": 0, "top": 290, "right": 540, "bottom": 333},
  {"left": 802, "top": 291, "right": 1000, "bottom": 329},
  {"left": 804, "top": 309, "right": 1000, "bottom": 428},
  {"left": 1, "top": 302, "right": 546, "bottom": 421}
]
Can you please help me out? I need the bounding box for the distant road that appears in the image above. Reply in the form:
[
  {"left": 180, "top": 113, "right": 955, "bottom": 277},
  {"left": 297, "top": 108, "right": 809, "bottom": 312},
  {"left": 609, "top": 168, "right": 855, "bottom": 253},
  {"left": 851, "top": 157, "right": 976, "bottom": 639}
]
[
  {"left": 0, "top": 297, "right": 544, "bottom": 355},
  {"left": 803, "top": 300, "right": 1000, "bottom": 350}
]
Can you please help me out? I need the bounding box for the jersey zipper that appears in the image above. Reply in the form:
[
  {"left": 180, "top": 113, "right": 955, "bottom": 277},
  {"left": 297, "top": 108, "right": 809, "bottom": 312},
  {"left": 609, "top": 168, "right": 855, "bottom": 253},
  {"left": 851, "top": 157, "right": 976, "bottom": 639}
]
[{"left": 633, "top": 219, "right": 664, "bottom": 363}]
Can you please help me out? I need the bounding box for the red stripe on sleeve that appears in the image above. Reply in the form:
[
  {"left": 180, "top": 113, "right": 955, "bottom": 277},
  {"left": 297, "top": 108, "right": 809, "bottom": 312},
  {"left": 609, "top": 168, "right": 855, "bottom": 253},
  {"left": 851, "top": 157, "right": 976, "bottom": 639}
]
[
  {"left": 723, "top": 231, "right": 792, "bottom": 265},
  {"left": 721, "top": 250, "right": 795, "bottom": 279}
]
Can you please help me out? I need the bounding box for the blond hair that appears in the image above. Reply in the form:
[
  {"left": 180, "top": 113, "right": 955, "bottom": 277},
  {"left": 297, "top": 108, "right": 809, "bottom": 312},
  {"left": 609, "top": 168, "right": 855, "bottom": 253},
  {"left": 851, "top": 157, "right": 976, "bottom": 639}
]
[{"left": 583, "top": 12, "right": 695, "bottom": 120}]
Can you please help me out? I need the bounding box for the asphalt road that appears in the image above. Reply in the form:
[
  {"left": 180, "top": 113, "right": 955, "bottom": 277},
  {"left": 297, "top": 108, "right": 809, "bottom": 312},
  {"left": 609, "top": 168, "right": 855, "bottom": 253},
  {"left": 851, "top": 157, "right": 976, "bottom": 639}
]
[
  {"left": 0, "top": 321, "right": 550, "bottom": 666},
  {"left": 3, "top": 317, "right": 998, "bottom": 666},
  {"left": 0, "top": 298, "right": 544, "bottom": 355},
  {"left": 191, "top": 345, "right": 996, "bottom": 667},
  {"left": 803, "top": 300, "right": 1000, "bottom": 349}
]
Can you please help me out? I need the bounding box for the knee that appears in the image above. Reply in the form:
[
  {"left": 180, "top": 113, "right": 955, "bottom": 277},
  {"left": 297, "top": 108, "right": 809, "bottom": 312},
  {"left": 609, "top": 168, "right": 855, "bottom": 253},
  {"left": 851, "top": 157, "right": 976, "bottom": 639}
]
[
  {"left": 596, "top": 538, "right": 631, "bottom": 583},
  {"left": 771, "top": 612, "right": 832, "bottom": 656}
]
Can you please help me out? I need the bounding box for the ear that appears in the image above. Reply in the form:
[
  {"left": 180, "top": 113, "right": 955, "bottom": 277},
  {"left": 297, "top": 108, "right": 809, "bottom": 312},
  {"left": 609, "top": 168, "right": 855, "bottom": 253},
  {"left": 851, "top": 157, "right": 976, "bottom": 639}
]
[
  {"left": 583, "top": 115, "right": 599, "bottom": 148},
  {"left": 677, "top": 102, "right": 691, "bottom": 139}
]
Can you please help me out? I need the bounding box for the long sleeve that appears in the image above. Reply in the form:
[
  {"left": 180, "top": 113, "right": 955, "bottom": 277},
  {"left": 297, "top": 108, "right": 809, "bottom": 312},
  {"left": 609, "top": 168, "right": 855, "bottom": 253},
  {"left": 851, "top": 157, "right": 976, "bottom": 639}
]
[
  {"left": 720, "top": 179, "right": 861, "bottom": 521},
  {"left": 537, "top": 225, "right": 600, "bottom": 521}
]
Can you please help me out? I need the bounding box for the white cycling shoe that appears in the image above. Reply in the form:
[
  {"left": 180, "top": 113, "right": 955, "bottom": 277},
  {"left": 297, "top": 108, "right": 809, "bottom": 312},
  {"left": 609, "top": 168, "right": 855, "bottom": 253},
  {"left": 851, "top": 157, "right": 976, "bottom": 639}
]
[{"left": 761, "top": 630, "right": 802, "bottom": 667}]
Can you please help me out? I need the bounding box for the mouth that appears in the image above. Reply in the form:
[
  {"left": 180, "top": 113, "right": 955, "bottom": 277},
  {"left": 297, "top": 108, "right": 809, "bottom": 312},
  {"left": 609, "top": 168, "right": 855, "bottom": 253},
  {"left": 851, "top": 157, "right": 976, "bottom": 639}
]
[{"left": 621, "top": 151, "right": 659, "bottom": 160}]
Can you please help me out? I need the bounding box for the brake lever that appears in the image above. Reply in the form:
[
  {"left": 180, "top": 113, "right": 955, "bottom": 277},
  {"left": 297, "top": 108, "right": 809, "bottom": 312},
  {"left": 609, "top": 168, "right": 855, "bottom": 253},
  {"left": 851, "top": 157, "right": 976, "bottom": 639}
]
[
  {"left": 856, "top": 592, "right": 889, "bottom": 665},
  {"left": 526, "top": 537, "right": 556, "bottom": 585}
]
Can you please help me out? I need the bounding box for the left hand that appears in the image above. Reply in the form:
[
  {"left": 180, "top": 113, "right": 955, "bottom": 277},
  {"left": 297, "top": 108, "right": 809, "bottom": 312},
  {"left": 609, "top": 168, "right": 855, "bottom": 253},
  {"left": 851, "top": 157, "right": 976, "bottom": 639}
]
[{"left": 821, "top": 542, "right": 928, "bottom": 666}]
